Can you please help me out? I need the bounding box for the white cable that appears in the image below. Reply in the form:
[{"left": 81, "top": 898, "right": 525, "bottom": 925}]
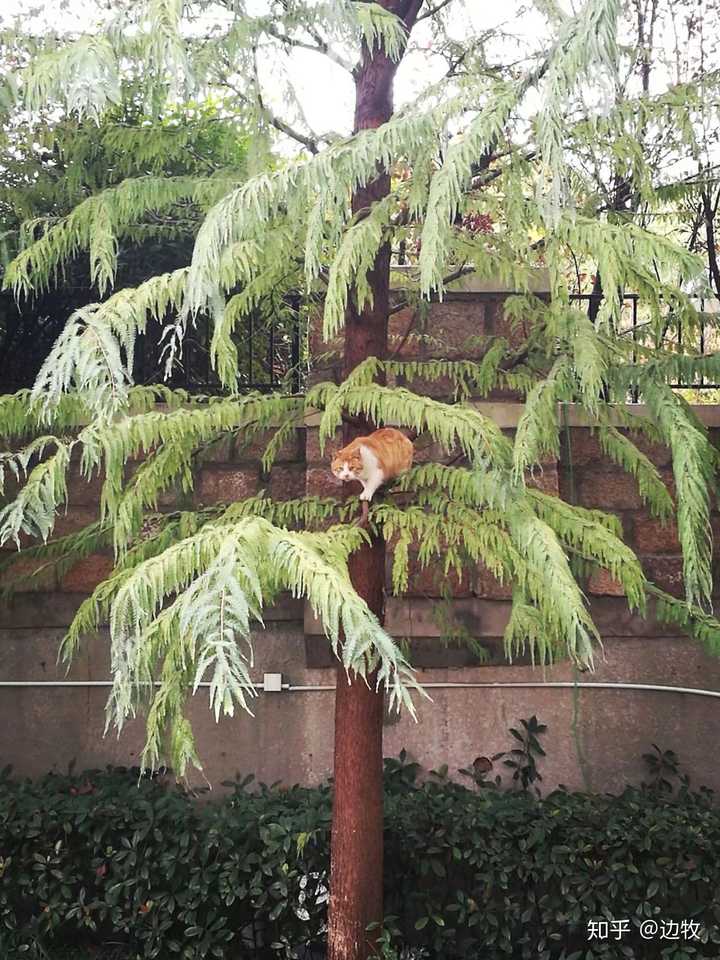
[{"left": 0, "top": 679, "right": 719, "bottom": 698}]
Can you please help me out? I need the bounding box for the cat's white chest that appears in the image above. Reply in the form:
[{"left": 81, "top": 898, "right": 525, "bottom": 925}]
[
  {"left": 357, "top": 444, "right": 385, "bottom": 502},
  {"left": 358, "top": 443, "right": 380, "bottom": 478}
]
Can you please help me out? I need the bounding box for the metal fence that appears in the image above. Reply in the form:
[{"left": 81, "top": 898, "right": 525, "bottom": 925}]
[
  {"left": 132, "top": 304, "right": 303, "bottom": 395},
  {"left": 0, "top": 291, "right": 304, "bottom": 396},
  {"left": 569, "top": 292, "right": 720, "bottom": 393},
  {"left": 3, "top": 289, "right": 719, "bottom": 398}
]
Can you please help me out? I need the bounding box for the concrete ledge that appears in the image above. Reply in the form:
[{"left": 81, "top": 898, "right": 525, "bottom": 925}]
[
  {"left": 305, "top": 402, "right": 720, "bottom": 430},
  {"left": 561, "top": 402, "right": 720, "bottom": 428},
  {"left": 304, "top": 596, "right": 687, "bottom": 642},
  {"left": 5, "top": 398, "right": 716, "bottom": 433},
  {"left": 388, "top": 265, "right": 552, "bottom": 295},
  {"left": 0, "top": 593, "right": 303, "bottom": 630},
  {"left": 305, "top": 597, "right": 512, "bottom": 639}
]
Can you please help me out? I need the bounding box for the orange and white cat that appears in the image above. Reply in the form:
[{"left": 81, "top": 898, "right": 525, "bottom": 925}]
[{"left": 331, "top": 427, "right": 413, "bottom": 507}]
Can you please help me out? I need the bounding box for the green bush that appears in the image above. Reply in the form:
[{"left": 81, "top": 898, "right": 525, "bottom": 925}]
[{"left": 0, "top": 752, "right": 719, "bottom": 959}]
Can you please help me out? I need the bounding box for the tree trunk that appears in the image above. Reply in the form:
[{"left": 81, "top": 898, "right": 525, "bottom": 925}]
[{"left": 327, "top": 4, "right": 423, "bottom": 960}]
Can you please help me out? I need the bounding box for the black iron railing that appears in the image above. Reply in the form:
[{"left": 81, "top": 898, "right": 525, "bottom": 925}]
[
  {"left": 132, "top": 305, "right": 303, "bottom": 395},
  {"left": 3, "top": 287, "right": 718, "bottom": 398},
  {"left": 0, "top": 290, "right": 304, "bottom": 396},
  {"left": 569, "top": 292, "right": 720, "bottom": 392}
]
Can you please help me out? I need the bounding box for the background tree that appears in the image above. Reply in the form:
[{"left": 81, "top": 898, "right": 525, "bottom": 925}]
[
  {"left": 3, "top": 2, "right": 720, "bottom": 958},
  {"left": 563, "top": 0, "right": 720, "bottom": 308},
  {"left": 0, "top": 80, "right": 257, "bottom": 389}
]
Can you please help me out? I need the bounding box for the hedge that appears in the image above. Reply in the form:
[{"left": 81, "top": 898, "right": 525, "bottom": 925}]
[{"left": 0, "top": 748, "right": 719, "bottom": 959}]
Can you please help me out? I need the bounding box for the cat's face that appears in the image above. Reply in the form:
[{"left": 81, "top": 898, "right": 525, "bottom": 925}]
[{"left": 331, "top": 452, "right": 363, "bottom": 481}]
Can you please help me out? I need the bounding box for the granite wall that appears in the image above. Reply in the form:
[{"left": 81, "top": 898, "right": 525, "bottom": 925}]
[{"left": 2, "top": 288, "right": 720, "bottom": 793}]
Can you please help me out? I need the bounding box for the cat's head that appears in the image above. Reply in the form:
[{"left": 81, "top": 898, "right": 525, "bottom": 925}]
[{"left": 331, "top": 451, "right": 362, "bottom": 481}]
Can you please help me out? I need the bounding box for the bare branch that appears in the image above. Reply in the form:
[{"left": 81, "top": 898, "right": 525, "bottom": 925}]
[
  {"left": 417, "top": 0, "right": 456, "bottom": 21},
  {"left": 388, "top": 263, "right": 476, "bottom": 320},
  {"left": 263, "top": 23, "right": 354, "bottom": 73},
  {"left": 233, "top": 58, "right": 321, "bottom": 155}
]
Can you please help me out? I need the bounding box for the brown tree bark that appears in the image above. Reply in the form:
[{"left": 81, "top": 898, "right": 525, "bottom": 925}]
[{"left": 327, "top": 4, "right": 423, "bottom": 960}]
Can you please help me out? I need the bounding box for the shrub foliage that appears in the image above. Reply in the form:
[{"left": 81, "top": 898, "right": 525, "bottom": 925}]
[{"left": 1, "top": 751, "right": 719, "bottom": 959}]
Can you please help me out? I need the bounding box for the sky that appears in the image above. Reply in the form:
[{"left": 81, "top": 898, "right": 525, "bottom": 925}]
[
  {"left": 0, "top": 0, "right": 550, "bottom": 140},
  {"left": 3, "top": 0, "right": 711, "bottom": 180}
]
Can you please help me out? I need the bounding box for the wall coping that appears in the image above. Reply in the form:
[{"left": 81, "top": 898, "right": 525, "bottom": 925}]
[
  {"left": 6, "top": 401, "right": 716, "bottom": 434},
  {"left": 304, "top": 402, "right": 720, "bottom": 429},
  {"left": 388, "top": 266, "right": 552, "bottom": 295}
]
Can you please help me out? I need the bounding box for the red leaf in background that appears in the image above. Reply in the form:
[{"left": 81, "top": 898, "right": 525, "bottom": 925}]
[{"left": 461, "top": 211, "right": 494, "bottom": 234}]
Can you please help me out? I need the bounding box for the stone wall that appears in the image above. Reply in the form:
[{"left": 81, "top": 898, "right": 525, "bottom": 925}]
[{"left": 2, "top": 288, "right": 720, "bottom": 793}]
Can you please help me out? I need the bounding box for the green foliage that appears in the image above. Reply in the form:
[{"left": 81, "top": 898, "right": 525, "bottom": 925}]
[
  {"left": 649, "top": 585, "right": 720, "bottom": 657},
  {"left": 596, "top": 426, "right": 674, "bottom": 520},
  {"left": 1, "top": 747, "right": 720, "bottom": 959},
  {"left": 418, "top": 80, "right": 519, "bottom": 296},
  {"left": 535, "top": 0, "right": 620, "bottom": 218},
  {"left": 0, "top": 88, "right": 252, "bottom": 395},
  {"left": 103, "top": 514, "right": 419, "bottom": 773},
  {"left": 3, "top": 357, "right": 720, "bottom": 772},
  {"left": 4, "top": 177, "right": 233, "bottom": 299},
  {"left": 642, "top": 386, "right": 717, "bottom": 608},
  {"left": 501, "top": 714, "right": 547, "bottom": 794},
  {"left": 0, "top": 764, "right": 332, "bottom": 959},
  {"left": 4, "top": 0, "right": 720, "bottom": 779},
  {"left": 392, "top": 461, "right": 647, "bottom": 664},
  {"left": 323, "top": 195, "right": 396, "bottom": 339},
  {"left": 0, "top": 436, "right": 74, "bottom": 545},
  {"left": 513, "top": 357, "right": 572, "bottom": 477}
]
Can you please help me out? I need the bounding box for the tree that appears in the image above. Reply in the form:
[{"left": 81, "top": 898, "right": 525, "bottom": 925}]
[
  {"left": 564, "top": 0, "right": 720, "bottom": 305},
  {"left": 0, "top": 58, "right": 254, "bottom": 389},
  {"left": 2, "top": 2, "right": 720, "bottom": 958}
]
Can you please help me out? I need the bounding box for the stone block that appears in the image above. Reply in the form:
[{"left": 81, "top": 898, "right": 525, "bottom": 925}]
[
  {"left": 587, "top": 568, "right": 626, "bottom": 597},
  {"left": 0, "top": 627, "right": 89, "bottom": 681},
  {"left": 404, "top": 553, "right": 472, "bottom": 598},
  {"left": 305, "top": 427, "right": 343, "bottom": 464},
  {"left": 60, "top": 554, "right": 114, "bottom": 593},
  {"left": 269, "top": 464, "right": 306, "bottom": 501},
  {"left": 526, "top": 462, "right": 559, "bottom": 495},
  {"left": 387, "top": 307, "right": 422, "bottom": 360},
  {"left": 66, "top": 466, "right": 106, "bottom": 507},
  {"left": 386, "top": 301, "right": 489, "bottom": 360},
  {"left": 658, "top": 467, "right": 677, "bottom": 501},
  {"left": 412, "top": 438, "right": 457, "bottom": 464},
  {"left": 474, "top": 564, "right": 513, "bottom": 600},
  {"left": 561, "top": 429, "right": 604, "bottom": 467},
  {"left": 53, "top": 508, "right": 101, "bottom": 538},
  {"left": 304, "top": 634, "right": 495, "bottom": 669},
  {"left": 383, "top": 597, "right": 512, "bottom": 639},
  {"left": 627, "top": 432, "right": 672, "bottom": 467},
  {"left": 0, "top": 555, "right": 58, "bottom": 592},
  {"left": 575, "top": 468, "right": 642, "bottom": 510},
  {"left": 235, "top": 428, "right": 304, "bottom": 464},
  {"left": 489, "top": 300, "right": 533, "bottom": 350},
  {"left": 642, "top": 556, "right": 685, "bottom": 598},
  {"left": 195, "top": 433, "right": 235, "bottom": 463},
  {"left": 562, "top": 429, "right": 672, "bottom": 471},
  {"left": 633, "top": 517, "right": 681, "bottom": 554},
  {"left": 0, "top": 593, "right": 87, "bottom": 629},
  {"left": 588, "top": 596, "right": 678, "bottom": 637},
  {"left": 196, "top": 466, "right": 259, "bottom": 504},
  {"left": 305, "top": 465, "right": 343, "bottom": 499}
]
